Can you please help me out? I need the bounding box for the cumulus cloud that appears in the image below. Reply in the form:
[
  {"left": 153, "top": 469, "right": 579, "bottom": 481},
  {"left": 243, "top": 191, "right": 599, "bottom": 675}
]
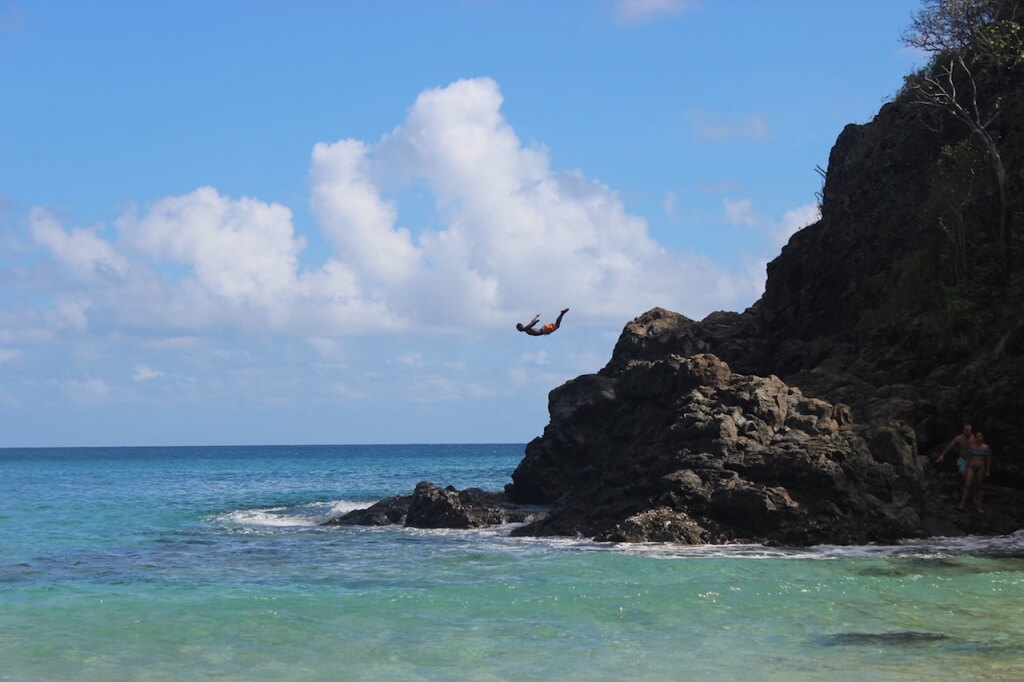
[
  {"left": 688, "top": 110, "right": 769, "bottom": 142},
  {"left": 613, "top": 0, "right": 700, "bottom": 25},
  {"left": 376, "top": 78, "right": 757, "bottom": 319},
  {"left": 21, "top": 77, "right": 762, "bottom": 344},
  {"left": 119, "top": 187, "right": 302, "bottom": 306},
  {"left": 310, "top": 140, "right": 422, "bottom": 287},
  {"left": 0, "top": 348, "right": 20, "bottom": 363},
  {"left": 30, "top": 208, "right": 128, "bottom": 282}
]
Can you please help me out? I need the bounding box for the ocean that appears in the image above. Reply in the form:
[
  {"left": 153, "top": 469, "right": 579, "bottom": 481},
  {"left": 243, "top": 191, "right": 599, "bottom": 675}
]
[{"left": 1, "top": 444, "right": 1023, "bottom": 681}]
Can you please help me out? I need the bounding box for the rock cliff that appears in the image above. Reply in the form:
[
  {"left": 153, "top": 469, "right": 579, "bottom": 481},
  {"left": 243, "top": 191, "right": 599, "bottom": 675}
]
[
  {"left": 331, "top": 12, "right": 1024, "bottom": 544},
  {"left": 501, "top": 86, "right": 1024, "bottom": 543}
]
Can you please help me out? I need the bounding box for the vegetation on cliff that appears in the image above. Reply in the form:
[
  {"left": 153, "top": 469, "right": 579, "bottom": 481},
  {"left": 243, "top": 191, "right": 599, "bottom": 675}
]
[{"left": 892, "top": 0, "right": 1023, "bottom": 349}]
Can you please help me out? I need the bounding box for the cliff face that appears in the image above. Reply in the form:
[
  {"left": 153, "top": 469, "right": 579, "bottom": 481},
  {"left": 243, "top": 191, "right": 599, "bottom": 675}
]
[
  {"left": 332, "top": 19, "right": 1024, "bottom": 544},
  {"left": 504, "top": 91, "right": 1024, "bottom": 544}
]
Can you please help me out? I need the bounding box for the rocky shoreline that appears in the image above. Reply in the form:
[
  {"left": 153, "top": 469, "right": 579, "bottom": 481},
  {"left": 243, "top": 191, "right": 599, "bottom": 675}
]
[
  {"left": 329, "top": 37, "right": 1024, "bottom": 545},
  {"left": 326, "top": 343, "right": 1024, "bottom": 545}
]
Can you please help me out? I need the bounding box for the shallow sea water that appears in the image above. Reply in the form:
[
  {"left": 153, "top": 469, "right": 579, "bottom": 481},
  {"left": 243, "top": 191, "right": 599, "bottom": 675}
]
[{"left": 2, "top": 445, "right": 1023, "bottom": 681}]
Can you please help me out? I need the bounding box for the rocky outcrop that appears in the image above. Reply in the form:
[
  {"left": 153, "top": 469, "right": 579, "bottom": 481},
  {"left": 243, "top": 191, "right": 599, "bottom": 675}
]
[
  {"left": 324, "top": 481, "right": 531, "bottom": 529},
  {"left": 331, "top": 32, "right": 1024, "bottom": 546},
  {"left": 505, "top": 350, "right": 1024, "bottom": 544}
]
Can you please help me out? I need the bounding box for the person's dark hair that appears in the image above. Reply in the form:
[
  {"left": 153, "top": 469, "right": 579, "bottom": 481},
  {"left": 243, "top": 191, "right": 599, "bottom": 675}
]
[{"left": 516, "top": 323, "right": 524, "bottom": 331}]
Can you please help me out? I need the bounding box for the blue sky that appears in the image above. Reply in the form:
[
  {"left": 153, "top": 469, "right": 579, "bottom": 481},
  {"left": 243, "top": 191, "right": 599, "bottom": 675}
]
[{"left": 0, "top": 0, "right": 924, "bottom": 447}]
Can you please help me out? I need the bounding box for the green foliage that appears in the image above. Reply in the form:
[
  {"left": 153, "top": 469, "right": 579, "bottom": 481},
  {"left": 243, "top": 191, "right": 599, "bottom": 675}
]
[
  {"left": 932, "top": 240, "right": 1004, "bottom": 352},
  {"left": 858, "top": 133, "right": 1017, "bottom": 354},
  {"left": 974, "top": 18, "right": 1024, "bottom": 67},
  {"left": 858, "top": 249, "right": 943, "bottom": 331},
  {"left": 857, "top": 235, "right": 1010, "bottom": 355},
  {"left": 928, "top": 137, "right": 995, "bottom": 279}
]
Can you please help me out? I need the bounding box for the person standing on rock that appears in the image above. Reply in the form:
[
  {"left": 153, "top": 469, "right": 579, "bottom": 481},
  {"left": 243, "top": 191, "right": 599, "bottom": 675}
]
[
  {"left": 934, "top": 422, "right": 973, "bottom": 474},
  {"left": 959, "top": 431, "right": 993, "bottom": 512},
  {"left": 516, "top": 308, "right": 569, "bottom": 336}
]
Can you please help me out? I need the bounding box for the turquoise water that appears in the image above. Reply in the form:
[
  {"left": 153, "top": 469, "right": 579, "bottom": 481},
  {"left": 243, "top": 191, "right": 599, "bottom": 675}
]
[{"left": 2, "top": 445, "right": 1023, "bottom": 681}]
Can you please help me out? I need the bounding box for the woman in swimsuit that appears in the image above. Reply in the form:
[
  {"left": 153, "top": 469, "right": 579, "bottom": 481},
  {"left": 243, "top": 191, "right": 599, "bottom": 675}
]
[{"left": 959, "top": 431, "right": 992, "bottom": 512}]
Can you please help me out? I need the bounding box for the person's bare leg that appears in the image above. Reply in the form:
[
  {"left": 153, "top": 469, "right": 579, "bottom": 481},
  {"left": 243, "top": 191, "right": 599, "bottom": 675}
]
[
  {"left": 959, "top": 468, "right": 975, "bottom": 510},
  {"left": 552, "top": 308, "right": 569, "bottom": 330}
]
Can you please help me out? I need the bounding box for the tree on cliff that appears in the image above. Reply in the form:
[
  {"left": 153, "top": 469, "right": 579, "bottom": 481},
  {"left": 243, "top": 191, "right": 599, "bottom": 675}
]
[{"left": 902, "top": 0, "right": 1023, "bottom": 278}]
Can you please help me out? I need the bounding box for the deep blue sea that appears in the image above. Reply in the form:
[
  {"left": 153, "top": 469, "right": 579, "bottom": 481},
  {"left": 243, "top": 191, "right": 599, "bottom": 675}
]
[{"left": 2, "top": 444, "right": 1023, "bottom": 681}]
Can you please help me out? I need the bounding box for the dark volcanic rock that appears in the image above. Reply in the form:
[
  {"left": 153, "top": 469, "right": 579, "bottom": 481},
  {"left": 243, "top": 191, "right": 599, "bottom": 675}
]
[
  {"left": 504, "top": 317, "right": 1024, "bottom": 544},
  {"left": 324, "top": 481, "right": 531, "bottom": 529},
  {"left": 328, "top": 493, "right": 411, "bottom": 526},
  {"left": 507, "top": 354, "right": 943, "bottom": 545},
  {"left": 496, "top": 87, "right": 1024, "bottom": 545},
  {"left": 326, "top": 31, "right": 1024, "bottom": 546}
]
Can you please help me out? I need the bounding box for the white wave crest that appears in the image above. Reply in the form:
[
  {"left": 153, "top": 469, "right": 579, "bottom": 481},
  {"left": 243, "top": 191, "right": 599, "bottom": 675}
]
[
  {"left": 617, "top": 529, "right": 1024, "bottom": 560},
  {"left": 218, "top": 509, "right": 319, "bottom": 528},
  {"left": 216, "top": 499, "right": 375, "bottom": 528},
  {"left": 309, "top": 500, "right": 374, "bottom": 518}
]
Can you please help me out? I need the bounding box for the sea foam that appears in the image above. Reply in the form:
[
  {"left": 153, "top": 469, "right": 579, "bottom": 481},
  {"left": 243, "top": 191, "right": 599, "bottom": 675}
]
[{"left": 215, "top": 499, "right": 374, "bottom": 528}]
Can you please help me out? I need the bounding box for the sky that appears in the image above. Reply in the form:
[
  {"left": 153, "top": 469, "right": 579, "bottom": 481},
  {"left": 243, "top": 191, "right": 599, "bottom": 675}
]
[{"left": 0, "top": 0, "right": 926, "bottom": 447}]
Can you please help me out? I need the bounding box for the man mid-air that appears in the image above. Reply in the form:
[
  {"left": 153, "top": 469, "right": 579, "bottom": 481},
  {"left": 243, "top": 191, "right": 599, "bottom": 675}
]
[{"left": 516, "top": 308, "right": 569, "bottom": 336}]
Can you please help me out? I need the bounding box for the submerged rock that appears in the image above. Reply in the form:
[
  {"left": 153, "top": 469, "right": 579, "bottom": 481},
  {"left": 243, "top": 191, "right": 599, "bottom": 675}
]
[{"left": 821, "top": 632, "right": 948, "bottom": 647}]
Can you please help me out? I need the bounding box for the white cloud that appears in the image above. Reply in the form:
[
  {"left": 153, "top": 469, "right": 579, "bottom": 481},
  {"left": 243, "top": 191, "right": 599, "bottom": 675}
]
[
  {"left": 776, "top": 202, "right": 821, "bottom": 247},
  {"left": 721, "top": 198, "right": 820, "bottom": 245},
  {"left": 310, "top": 140, "right": 421, "bottom": 287},
  {"left": 723, "top": 198, "right": 757, "bottom": 227},
  {"left": 613, "top": 0, "right": 699, "bottom": 25},
  {"left": 119, "top": 187, "right": 303, "bottom": 306},
  {"left": 30, "top": 208, "right": 128, "bottom": 282},
  {"left": 688, "top": 110, "right": 769, "bottom": 142},
  {"left": 362, "top": 77, "right": 751, "bottom": 321},
  {"left": 0, "top": 348, "right": 19, "bottom": 363},
  {"left": 133, "top": 364, "right": 162, "bottom": 382},
  {"left": 55, "top": 297, "right": 91, "bottom": 331},
  {"left": 20, "top": 77, "right": 761, "bottom": 344}
]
